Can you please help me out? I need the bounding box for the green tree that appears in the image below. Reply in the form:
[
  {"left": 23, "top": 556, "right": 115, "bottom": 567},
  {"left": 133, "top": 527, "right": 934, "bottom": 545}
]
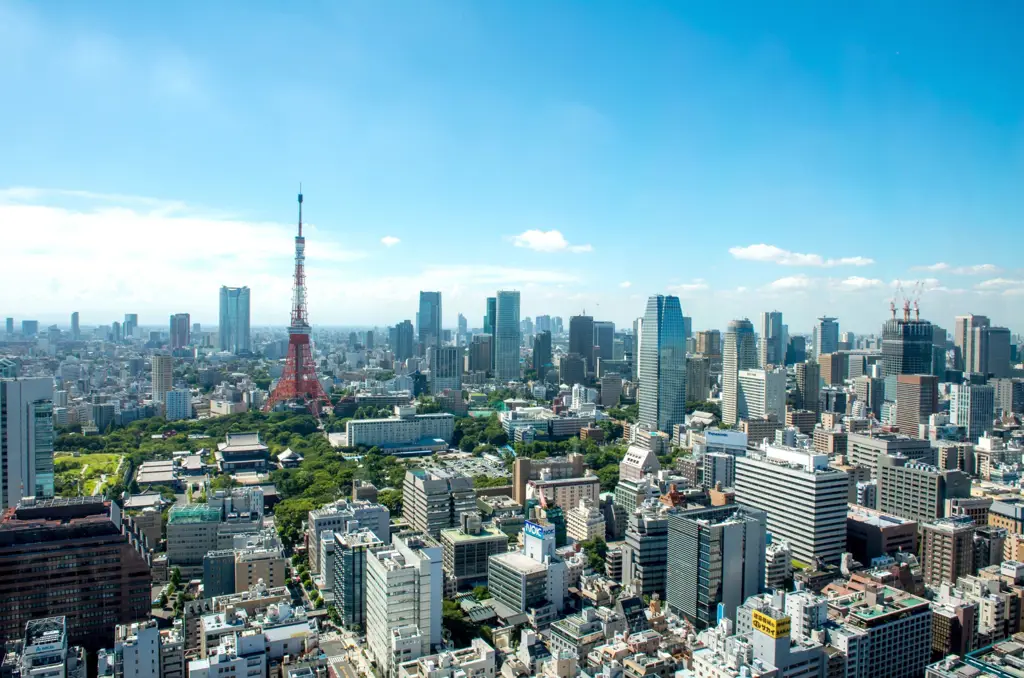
[
  {"left": 378, "top": 489, "right": 403, "bottom": 514},
  {"left": 472, "top": 585, "right": 492, "bottom": 601},
  {"left": 578, "top": 537, "right": 608, "bottom": 571},
  {"left": 170, "top": 566, "right": 182, "bottom": 588},
  {"left": 597, "top": 464, "right": 621, "bottom": 492},
  {"left": 442, "top": 599, "right": 480, "bottom": 647}
]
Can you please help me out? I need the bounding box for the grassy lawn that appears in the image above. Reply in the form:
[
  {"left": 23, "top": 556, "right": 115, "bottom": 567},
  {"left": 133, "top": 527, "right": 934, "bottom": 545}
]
[{"left": 55, "top": 453, "right": 123, "bottom": 496}]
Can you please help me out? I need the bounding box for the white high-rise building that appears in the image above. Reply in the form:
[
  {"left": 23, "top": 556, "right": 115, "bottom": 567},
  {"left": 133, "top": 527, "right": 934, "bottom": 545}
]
[
  {"left": 734, "top": 443, "right": 849, "bottom": 566},
  {"left": 493, "top": 290, "right": 521, "bottom": 382},
  {"left": 1, "top": 377, "right": 55, "bottom": 507},
  {"left": 151, "top": 355, "right": 173, "bottom": 405},
  {"left": 164, "top": 389, "right": 192, "bottom": 421},
  {"left": 114, "top": 621, "right": 160, "bottom": 678},
  {"left": 813, "top": 316, "right": 839, "bottom": 359},
  {"left": 218, "top": 286, "right": 251, "bottom": 354},
  {"left": 722, "top": 319, "right": 757, "bottom": 426},
  {"left": 950, "top": 382, "right": 995, "bottom": 442},
  {"left": 565, "top": 498, "right": 605, "bottom": 543},
  {"left": 366, "top": 532, "right": 442, "bottom": 678},
  {"left": 737, "top": 368, "right": 787, "bottom": 421}
]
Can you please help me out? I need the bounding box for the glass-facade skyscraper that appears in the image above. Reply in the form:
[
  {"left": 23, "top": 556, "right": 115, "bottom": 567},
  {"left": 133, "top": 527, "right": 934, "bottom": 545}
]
[
  {"left": 494, "top": 290, "right": 521, "bottom": 381},
  {"left": 418, "top": 291, "right": 443, "bottom": 351},
  {"left": 638, "top": 295, "right": 687, "bottom": 433},
  {"left": 218, "top": 286, "right": 251, "bottom": 354}
]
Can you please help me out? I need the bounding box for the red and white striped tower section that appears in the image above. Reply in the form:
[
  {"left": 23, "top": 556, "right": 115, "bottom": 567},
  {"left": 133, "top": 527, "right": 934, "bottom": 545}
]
[{"left": 264, "top": 190, "right": 331, "bottom": 418}]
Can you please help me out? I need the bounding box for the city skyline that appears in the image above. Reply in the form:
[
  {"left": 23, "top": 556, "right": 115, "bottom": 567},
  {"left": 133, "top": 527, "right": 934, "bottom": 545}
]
[{"left": 1, "top": 3, "right": 1023, "bottom": 330}]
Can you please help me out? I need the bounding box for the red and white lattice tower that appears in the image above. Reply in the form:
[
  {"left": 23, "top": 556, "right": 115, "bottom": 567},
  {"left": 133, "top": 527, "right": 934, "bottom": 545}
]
[{"left": 264, "top": 190, "right": 331, "bottom": 418}]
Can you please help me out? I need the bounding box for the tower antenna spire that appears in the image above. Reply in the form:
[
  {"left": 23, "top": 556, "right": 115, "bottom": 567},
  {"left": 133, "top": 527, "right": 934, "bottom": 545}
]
[{"left": 297, "top": 184, "right": 303, "bottom": 236}]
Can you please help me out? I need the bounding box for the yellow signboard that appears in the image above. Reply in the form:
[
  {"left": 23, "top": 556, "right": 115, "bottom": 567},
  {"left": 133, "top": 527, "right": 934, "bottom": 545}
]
[{"left": 751, "top": 610, "right": 791, "bottom": 639}]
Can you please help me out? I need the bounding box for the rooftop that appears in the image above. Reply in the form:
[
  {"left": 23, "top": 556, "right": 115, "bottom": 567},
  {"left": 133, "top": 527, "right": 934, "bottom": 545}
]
[
  {"left": 168, "top": 504, "right": 221, "bottom": 524},
  {"left": 490, "top": 550, "right": 547, "bottom": 575}
]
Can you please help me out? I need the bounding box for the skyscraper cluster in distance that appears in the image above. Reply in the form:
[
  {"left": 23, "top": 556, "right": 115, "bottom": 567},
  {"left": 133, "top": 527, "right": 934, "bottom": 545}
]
[{"left": 3, "top": 190, "right": 1024, "bottom": 678}]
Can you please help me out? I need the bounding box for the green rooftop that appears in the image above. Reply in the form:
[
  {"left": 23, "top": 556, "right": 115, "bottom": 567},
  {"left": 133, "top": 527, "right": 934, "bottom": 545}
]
[{"left": 168, "top": 504, "right": 221, "bottom": 524}]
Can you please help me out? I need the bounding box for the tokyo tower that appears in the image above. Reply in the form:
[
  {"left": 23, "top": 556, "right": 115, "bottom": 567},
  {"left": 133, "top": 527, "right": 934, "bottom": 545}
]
[{"left": 264, "top": 190, "right": 331, "bottom": 418}]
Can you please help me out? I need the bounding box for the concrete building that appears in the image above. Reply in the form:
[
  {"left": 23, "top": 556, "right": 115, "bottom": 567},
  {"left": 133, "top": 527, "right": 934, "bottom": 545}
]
[
  {"left": 0, "top": 498, "right": 151, "bottom": 653},
  {"left": 487, "top": 519, "right": 567, "bottom": 627},
  {"left": 403, "top": 469, "right": 476, "bottom": 538},
  {"left": 737, "top": 368, "right": 787, "bottom": 421},
  {"left": 846, "top": 507, "right": 917, "bottom": 564},
  {"left": 819, "top": 351, "right": 848, "bottom": 386},
  {"left": 854, "top": 375, "right": 885, "bottom": 417},
  {"left": 685, "top": 355, "right": 711, "bottom": 403},
  {"left": 759, "top": 310, "right": 785, "bottom": 368},
  {"left": 812, "top": 317, "right": 839, "bottom": 360},
  {"left": 666, "top": 504, "right": 767, "bottom": 629},
  {"left": 524, "top": 474, "right": 600, "bottom": 512},
  {"left": 305, "top": 499, "right": 390, "bottom": 573},
  {"left": 734, "top": 444, "right": 848, "bottom": 566},
  {"left": 493, "top": 290, "right": 521, "bottom": 381},
  {"left": 345, "top": 409, "right": 455, "bottom": 451},
  {"left": 637, "top": 295, "right": 687, "bottom": 433},
  {"left": 569, "top": 315, "right": 595, "bottom": 375},
  {"left": 846, "top": 432, "right": 933, "bottom": 479},
  {"left": 168, "top": 313, "right": 190, "bottom": 350},
  {"left": 0, "top": 376, "right": 55, "bottom": 506},
  {"left": 599, "top": 374, "right": 622, "bottom": 407},
  {"left": 922, "top": 517, "right": 976, "bottom": 588},
  {"left": 396, "top": 638, "right": 495, "bottom": 678},
  {"left": 532, "top": 331, "right": 552, "bottom": 380},
  {"left": 895, "top": 374, "right": 938, "bottom": 438},
  {"left": 164, "top": 389, "right": 192, "bottom": 421},
  {"left": 950, "top": 382, "right": 995, "bottom": 442},
  {"left": 881, "top": 316, "right": 934, "bottom": 378},
  {"left": 765, "top": 540, "right": 793, "bottom": 591},
  {"left": 5, "top": 617, "right": 86, "bottom": 678},
  {"left": 366, "top": 532, "right": 443, "bottom": 677},
  {"left": 876, "top": 454, "right": 971, "bottom": 525},
  {"left": 722, "top": 319, "right": 757, "bottom": 426},
  {"left": 438, "top": 512, "right": 508, "bottom": 591},
  {"left": 151, "top": 355, "right": 174, "bottom": 404},
  {"left": 794, "top": 361, "right": 820, "bottom": 414},
  {"left": 621, "top": 503, "right": 670, "bottom": 599},
  {"left": 565, "top": 498, "right": 605, "bottom": 544},
  {"left": 332, "top": 528, "right": 385, "bottom": 630},
  {"left": 428, "top": 346, "right": 461, "bottom": 394}
]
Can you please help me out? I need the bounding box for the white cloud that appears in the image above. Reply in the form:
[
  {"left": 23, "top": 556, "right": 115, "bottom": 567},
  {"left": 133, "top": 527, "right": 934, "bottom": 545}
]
[
  {"left": 729, "top": 244, "right": 873, "bottom": 268},
  {"left": 767, "top": 275, "right": 814, "bottom": 291},
  {"left": 976, "top": 278, "right": 1024, "bottom": 290},
  {"left": 835, "top": 276, "right": 884, "bottom": 291},
  {"left": 668, "top": 279, "right": 710, "bottom": 296},
  {"left": 913, "top": 262, "right": 999, "bottom": 275},
  {"left": 380, "top": 235, "right": 401, "bottom": 247},
  {"left": 509, "top": 229, "right": 592, "bottom": 254},
  {"left": 619, "top": 281, "right": 632, "bottom": 288}
]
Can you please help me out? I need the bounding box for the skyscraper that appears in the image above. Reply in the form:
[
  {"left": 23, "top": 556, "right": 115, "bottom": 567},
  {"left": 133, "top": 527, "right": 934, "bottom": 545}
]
[
  {"left": 122, "top": 313, "right": 138, "bottom": 341},
  {"left": 70, "top": 312, "right": 80, "bottom": 340},
  {"left": 758, "top": 311, "right": 784, "bottom": 368},
  {"left": 954, "top": 314, "right": 988, "bottom": 372},
  {"left": 794, "top": 361, "right": 821, "bottom": 413},
  {"left": 417, "top": 291, "right": 442, "bottom": 352},
  {"left": 151, "top": 354, "right": 173, "bottom": 405},
  {"left": 972, "top": 325, "right": 1012, "bottom": 378},
  {"left": 4, "top": 318, "right": 13, "bottom": 336},
  {"left": 882, "top": 315, "right": 933, "bottom": 377},
  {"left": 722, "top": 319, "right": 757, "bottom": 426},
  {"left": 0, "top": 377, "right": 55, "bottom": 507},
  {"left": 533, "top": 331, "right": 552, "bottom": 379},
  {"left": 569, "top": 315, "right": 595, "bottom": 374},
  {"left": 895, "top": 374, "right": 938, "bottom": 438},
  {"left": 812, "top": 316, "right": 839, "bottom": 359},
  {"left": 485, "top": 297, "right": 496, "bottom": 368},
  {"left": 638, "top": 295, "right": 687, "bottom": 433},
  {"left": 168, "top": 313, "right": 190, "bottom": 349},
  {"left": 457, "top": 313, "right": 467, "bottom": 338},
  {"left": 593, "top": 321, "right": 615, "bottom": 363},
  {"left": 428, "top": 346, "right": 462, "bottom": 393},
  {"left": 493, "top": 290, "right": 521, "bottom": 381},
  {"left": 390, "top": 320, "right": 415, "bottom": 361},
  {"left": 218, "top": 286, "right": 251, "bottom": 354}
]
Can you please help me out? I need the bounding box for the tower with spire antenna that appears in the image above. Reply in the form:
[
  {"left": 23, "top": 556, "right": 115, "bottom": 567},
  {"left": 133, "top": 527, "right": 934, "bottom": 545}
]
[{"left": 264, "top": 189, "right": 331, "bottom": 417}]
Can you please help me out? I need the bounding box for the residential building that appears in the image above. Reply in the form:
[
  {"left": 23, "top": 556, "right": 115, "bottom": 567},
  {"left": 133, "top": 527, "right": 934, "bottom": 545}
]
[
  {"left": 765, "top": 540, "right": 793, "bottom": 591},
  {"left": 950, "top": 382, "right": 995, "bottom": 442},
  {"left": 895, "top": 374, "right": 938, "bottom": 437},
  {"left": 734, "top": 444, "right": 848, "bottom": 566},
  {"left": 151, "top": 354, "right": 173, "bottom": 405},
  {"left": 390, "top": 320, "right": 415, "bottom": 362},
  {"left": 428, "top": 346, "right": 461, "bottom": 394},
  {"left": 685, "top": 355, "right": 710, "bottom": 403},
  {"left": 493, "top": 291, "right": 521, "bottom": 381},
  {"left": 466, "top": 334, "right": 492, "bottom": 375},
  {"left": 438, "top": 512, "right": 507, "bottom": 591},
  {"left": 637, "top": 295, "right": 687, "bottom": 433},
  {"left": 403, "top": 469, "right": 477, "bottom": 537},
  {"left": 366, "top": 532, "right": 443, "bottom": 677},
  {"left": 665, "top": 504, "right": 767, "bottom": 629},
  {"left": 525, "top": 474, "right": 600, "bottom": 511},
  {"left": 0, "top": 497, "right": 151, "bottom": 652},
  {"left": 992, "top": 377, "right": 1024, "bottom": 416},
  {"left": 511, "top": 455, "right": 585, "bottom": 505},
  {"left": 164, "top": 389, "right": 192, "bottom": 421},
  {"left": 722, "top": 319, "right": 757, "bottom": 426},
  {"left": 396, "top": 639, "right": 495, "bottom": 678},
  {"left": 565, "top": 498, "right": 605, "bottom": 544},
  {"left": 218, "top": 286, "right": 251, "bottom": 354},
  {"left": 921, "top": 518, "right": 976, "bottom": 588},
  {"left": 0, "top": 377, "right": 55, "bottom": 506},
  {"left": 599, "top": 374, "right": 622, "bottom": 407}
]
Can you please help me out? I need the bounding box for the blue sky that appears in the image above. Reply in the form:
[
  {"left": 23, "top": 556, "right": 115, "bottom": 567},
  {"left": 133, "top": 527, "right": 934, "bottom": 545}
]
[{"left": 1, "top": 1, "right": 1022, "bottom": 334}]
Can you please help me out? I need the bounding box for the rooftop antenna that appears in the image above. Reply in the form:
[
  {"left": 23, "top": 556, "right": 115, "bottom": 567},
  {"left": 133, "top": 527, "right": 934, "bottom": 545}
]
[{"left": 297, "top": 184, "right": 303, "bottom": 237}]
